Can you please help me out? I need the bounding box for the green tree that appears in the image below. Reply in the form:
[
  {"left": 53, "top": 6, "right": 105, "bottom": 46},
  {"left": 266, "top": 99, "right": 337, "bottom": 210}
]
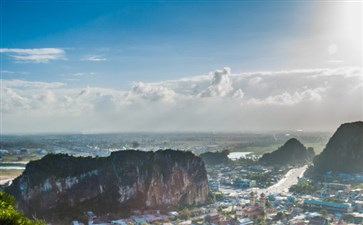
[
  {"left": 289, "top": 180, "right": 317, "bottom": 195},
  {"left": 0, "top": 191, "right": 45, "bottom": 225},
  {"left": 265, "top": 200, "right": 272, "bottom": 208},
  {"left": 207, "top": 191, "right": 215, "bottom": 204},
  {"left": 319, "top": 209, "right": 329, "bottom": 218},
  {"left": 214, "top": 192, "right": 224, "bottom": 201},
  {"left": 275, "top": 212, "right": 285, "bottom": 221},
  {"left": 180, "top": 208, "right": 191, "bottom": 220}
]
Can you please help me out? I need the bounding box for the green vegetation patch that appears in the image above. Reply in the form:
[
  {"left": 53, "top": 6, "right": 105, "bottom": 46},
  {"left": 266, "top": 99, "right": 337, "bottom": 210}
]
[{"left": 0, "top": 191, "right": 45, "bottom": 225}]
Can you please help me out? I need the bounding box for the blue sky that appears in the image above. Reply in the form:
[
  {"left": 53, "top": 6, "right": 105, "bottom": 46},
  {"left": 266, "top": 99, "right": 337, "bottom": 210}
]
[
  {"left": 1, "top": 1, "right": 315, "bottom": 87},
  {"left": 0, "top": 1, "right": 362, "bottom": 133}
]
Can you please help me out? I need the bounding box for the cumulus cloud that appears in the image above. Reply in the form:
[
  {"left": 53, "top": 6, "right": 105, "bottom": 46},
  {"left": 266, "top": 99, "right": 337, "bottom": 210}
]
[
  {"left": 199, "top": 67, "right": 234, "bottom": 97},
  {"left": 1, "top": 67, "right": 362, "bottom": 133},
  {"left": 0, "top": 48, "right": 66, "bottom": 63},
  {"left": 2, "top": 88, "right": 28, "bottom": 112},
  {"left": 81, "top": 55, "right": 107, "bottom": 61},
  {"left": 232, "top": 89, "right": 245, "bottom": 99},
  {"left": 248, "top": 76, "right": 262, "bottom": 85},
  {"left": 247, "top": 88, "right": 325, "bottom": 105},
  {"left": 130, "top": 82, "right": 176, "bottom": 101}
]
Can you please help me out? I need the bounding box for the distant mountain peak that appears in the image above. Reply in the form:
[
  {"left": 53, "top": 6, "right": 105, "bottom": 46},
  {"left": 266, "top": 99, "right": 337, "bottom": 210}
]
[
  {"left": 259, "top": 138, "right": 314, "bottom": 166},
  {"left": 283, "top": 138, "right": 305, "bottom": 148}
]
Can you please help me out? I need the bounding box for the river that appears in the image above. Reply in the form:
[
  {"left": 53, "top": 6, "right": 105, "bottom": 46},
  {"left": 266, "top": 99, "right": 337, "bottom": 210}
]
[
  {"left": 228, "top": 152, "right": 252, "bottom": 160},
  {"left": 0, "top": 162, "right": 27, "bottom": 170}
]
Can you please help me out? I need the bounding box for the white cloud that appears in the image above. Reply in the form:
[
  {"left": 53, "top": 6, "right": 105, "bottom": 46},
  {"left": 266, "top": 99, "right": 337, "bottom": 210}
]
[
  {"left": 81, "top": 55, "right": 107, "bottom": 61},
  {"left": 248, "top": 76, "right": 262, "bottom": 85},
  {"left": 1, "top": 79, "right": 65, "bottom": 89},
  {"left": 232, "top": 89, "right": 245, "bottom": 99},
  {"left": 0, "top": 70, "right": 15, "bottom": 74},
  {"left": 199, "top": 67, "right": 234, "bottom": 97},
  {"left": 1, "top": 67, "right": 362, "bottom": 133},
  {"left": 37, "top": 90, "right": 56, "bottom": 104},
  {"left": 0, "top": 48, "right": 66, "bottom": 63},
  {"left": 73, "top": 72, "right": 95, "bottom": 77},
  {"left": 247, "top": 88, "right": 325, "bottom": 105},
  {"left": 130, "top": 82, "right": 176, "bottom": 102}
]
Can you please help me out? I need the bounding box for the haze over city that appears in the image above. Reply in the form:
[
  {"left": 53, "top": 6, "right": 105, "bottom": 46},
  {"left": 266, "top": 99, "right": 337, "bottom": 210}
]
[
  {"left": 1, "top": 1, "right": 362, "bottom": 134},
  {"left": 1, "top": 2, "right": 363, "bottom": 225}
]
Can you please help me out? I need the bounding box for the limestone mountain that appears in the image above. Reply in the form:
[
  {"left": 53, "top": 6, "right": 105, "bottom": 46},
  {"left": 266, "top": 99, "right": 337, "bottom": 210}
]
[
  {"left": 311, "top": 121, "right": 363, "bottom": 174},
  {"left": 5, "top": 150, "right": 209, "bottom": 222},
  {"left": 259, "top": 138, "right": 315, "bottom": 166}
]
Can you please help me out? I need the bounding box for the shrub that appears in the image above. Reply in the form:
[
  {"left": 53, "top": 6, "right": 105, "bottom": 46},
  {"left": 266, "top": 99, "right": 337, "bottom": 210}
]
[{"left": 0, "top": 191, "right": 45, "bottom": 225}]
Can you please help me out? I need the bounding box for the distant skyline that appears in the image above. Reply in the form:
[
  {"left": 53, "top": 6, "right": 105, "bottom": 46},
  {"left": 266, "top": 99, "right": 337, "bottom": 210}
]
[{"left": 1, "top": 1, "right": 362, "bottom": 134}]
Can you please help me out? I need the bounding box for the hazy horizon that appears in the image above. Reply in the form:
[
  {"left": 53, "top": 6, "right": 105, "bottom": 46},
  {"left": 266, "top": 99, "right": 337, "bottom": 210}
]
[
  {"left": 1, "top": 129, "right": 335, "bottom": 136},
  {"left": 1, "top": 1, "right": 362, "bottom": 134}
]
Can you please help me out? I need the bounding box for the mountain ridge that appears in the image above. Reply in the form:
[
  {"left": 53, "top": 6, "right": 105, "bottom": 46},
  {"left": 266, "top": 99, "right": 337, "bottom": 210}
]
[{"left": 5, "top": 150, "right": 209, "bottom": 222}]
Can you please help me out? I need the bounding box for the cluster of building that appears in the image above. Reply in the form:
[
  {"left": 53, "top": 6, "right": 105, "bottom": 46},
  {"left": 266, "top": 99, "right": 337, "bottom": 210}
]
[
  {"left": 206, "top": 163, "right": 287, "bottom": 191},
  {"left": 324, "top": 172, "right": 363, "bottom": 183},
  {"left": 205, "top": 159, "right": 363, "bottom": 224},
  {"left": 70, "top": 188, "right": 363, "bottom": 225},
  {"left": 301, "top": 181, "right": 363, "bottom": 224},
  {"left": 69, "top": 157, "right": 363, "bottom": 225},
  {"left": 69, "top": 167, "right": 363, "bottom": 225}
]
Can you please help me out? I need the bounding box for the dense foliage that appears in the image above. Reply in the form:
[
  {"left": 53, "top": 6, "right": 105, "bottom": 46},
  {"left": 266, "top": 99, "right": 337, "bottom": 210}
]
[
  {"left": 289, "top": 180, "right": 317, "bottom": 195},
  {"left": 199, "top": 150, "right": 231, "bottom": 165},
  {"left": 0, "top": 191, "right": 44, "bottom": 225}
]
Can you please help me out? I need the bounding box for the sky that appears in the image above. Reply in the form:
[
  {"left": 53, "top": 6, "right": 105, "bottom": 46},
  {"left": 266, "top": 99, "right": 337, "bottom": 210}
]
[{"left": 0, "top": 1, "right": 362, "bottom": 134}]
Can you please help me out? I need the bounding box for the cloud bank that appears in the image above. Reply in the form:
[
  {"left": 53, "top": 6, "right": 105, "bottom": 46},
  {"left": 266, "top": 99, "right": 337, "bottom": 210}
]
[{"left": 1, "top": 67, "right": 362, "bottom": 133}]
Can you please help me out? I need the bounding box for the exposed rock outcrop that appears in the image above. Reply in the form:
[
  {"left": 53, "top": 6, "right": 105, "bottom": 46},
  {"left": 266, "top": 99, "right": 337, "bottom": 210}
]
[
  {"left": 310, "top": 121, "right": 363, "bottom": 174},
  {"left": 259, "top": 138, "right": 314, "bottom": 166},
  {"left": 6, "top": 150, "right": 209, "bottom": 221}
]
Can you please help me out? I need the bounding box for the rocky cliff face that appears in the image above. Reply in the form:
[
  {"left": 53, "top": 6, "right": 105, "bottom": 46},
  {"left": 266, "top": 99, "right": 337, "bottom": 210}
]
[
  {"left": 259, "top": 138, "right": 315, "bottom": 166},
  {"left": 311, "top": 121, "right": 363, "bottom": 174},
  {"left": 6, "top": 150, "right": 209, "bottom": 221}
]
